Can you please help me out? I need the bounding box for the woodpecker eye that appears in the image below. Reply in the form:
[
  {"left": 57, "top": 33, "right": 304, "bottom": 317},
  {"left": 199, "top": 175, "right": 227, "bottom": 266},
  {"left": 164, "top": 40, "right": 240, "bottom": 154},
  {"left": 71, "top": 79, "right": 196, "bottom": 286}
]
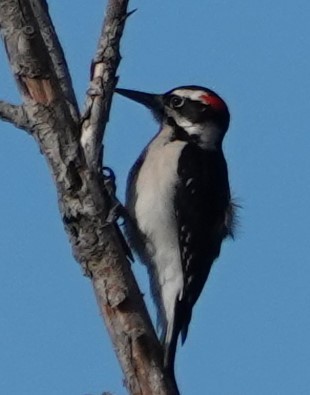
[{"left": 170, "top": 96, "right": 185, "bottom": 108}]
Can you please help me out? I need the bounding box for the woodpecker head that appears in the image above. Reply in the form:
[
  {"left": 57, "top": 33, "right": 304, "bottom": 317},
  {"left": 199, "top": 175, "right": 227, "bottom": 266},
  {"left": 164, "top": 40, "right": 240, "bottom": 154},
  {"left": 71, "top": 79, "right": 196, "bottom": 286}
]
[{"left": 115, "top": 85, "right": 230, "bottom": 148}]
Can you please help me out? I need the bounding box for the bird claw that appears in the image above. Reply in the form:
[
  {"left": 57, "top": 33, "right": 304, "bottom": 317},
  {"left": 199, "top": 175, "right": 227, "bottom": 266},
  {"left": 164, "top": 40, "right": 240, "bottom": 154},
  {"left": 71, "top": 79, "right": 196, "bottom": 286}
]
[
  {"left": 104, "top": 200, "right": 122, "bottom": 226},
  {"left": 101, "top": 166, "right": 133, "bottom": 261},
  {"left": 102, "top": 166, "right": 126, "bottom": 226},
  {"left": 103, "top": 166, "right": 117, "bottom": 194}
]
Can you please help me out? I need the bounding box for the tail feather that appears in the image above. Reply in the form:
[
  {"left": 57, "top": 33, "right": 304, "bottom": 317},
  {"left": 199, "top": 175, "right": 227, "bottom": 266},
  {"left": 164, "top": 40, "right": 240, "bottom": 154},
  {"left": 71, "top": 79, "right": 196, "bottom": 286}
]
[
  {"left": 180, "top": 309, "right": 192, "bottom": 345},
  {"left": 164, "top": 322, "right": 179, "bottom": 373},
  {"left": 163, "top": 319, "right": 179, "bottom": 392},
  {"left": 163, "top": 300, "right": 191, "bottom": 376}
]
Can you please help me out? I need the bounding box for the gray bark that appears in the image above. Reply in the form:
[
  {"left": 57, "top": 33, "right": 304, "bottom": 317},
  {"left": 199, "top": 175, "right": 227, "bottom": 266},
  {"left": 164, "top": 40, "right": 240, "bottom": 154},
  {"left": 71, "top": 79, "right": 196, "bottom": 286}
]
[{"left": 0, "top": 1, "right": 180, "bottom": 394}]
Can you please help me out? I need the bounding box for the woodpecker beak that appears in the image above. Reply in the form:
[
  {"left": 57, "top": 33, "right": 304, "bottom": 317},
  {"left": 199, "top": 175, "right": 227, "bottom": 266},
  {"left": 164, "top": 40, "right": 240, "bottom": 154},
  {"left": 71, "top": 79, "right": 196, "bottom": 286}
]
[{"left": 115, "top": 88, "right": 164, "bottom": 120}]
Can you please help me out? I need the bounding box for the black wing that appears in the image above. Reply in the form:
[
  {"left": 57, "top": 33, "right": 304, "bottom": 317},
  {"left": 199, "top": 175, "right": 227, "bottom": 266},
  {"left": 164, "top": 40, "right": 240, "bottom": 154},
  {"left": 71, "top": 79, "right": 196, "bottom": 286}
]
[
  {"left": 177, "top": 144, "right": 232, "bottom": 337},
  {"left": 164, "top": 143, "right": 232, "bottom": 371}
]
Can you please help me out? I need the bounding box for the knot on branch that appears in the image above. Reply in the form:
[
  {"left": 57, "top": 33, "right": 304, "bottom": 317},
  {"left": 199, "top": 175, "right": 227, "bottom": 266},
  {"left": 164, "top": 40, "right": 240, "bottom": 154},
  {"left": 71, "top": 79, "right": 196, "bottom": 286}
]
[{"left": 22, "top": 25, "right": 35, "bottom": 37}]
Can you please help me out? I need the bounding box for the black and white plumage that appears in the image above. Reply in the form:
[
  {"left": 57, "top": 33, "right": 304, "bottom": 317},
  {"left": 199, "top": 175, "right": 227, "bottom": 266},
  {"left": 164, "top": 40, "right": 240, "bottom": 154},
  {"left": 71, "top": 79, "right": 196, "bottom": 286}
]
[{"left": 115, "top": 85, "right": 235, "bottom": 376}]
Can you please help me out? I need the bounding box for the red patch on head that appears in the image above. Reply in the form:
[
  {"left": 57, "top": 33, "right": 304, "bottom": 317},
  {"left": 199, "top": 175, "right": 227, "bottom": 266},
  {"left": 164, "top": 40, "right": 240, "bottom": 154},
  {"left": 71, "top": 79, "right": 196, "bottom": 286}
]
[{"left": 200, "top": 94, "right": 226, "bottom": 111}]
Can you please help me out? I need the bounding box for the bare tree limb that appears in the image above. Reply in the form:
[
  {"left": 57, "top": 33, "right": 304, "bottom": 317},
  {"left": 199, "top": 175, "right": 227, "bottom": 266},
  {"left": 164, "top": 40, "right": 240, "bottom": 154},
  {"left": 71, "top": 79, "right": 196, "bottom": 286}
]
[
  {"left": 0, "top": 101, "right": 30, "bottom": 131},
  {"left": 81, "top": 1, "right": 132, "bottom": 170},
  {"left": 28, "top": 0, "right": 80, "bottom": 123},
  {"left": 0, "top": 1, "right": 180, "bottom": 394}
]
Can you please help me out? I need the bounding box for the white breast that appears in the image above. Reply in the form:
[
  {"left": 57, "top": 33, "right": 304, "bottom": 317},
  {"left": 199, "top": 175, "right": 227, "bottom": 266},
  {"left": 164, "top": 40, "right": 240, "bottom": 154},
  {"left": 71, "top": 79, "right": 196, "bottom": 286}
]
[{"left": 134, "top": 125, "right": 186, "bottom": 333}]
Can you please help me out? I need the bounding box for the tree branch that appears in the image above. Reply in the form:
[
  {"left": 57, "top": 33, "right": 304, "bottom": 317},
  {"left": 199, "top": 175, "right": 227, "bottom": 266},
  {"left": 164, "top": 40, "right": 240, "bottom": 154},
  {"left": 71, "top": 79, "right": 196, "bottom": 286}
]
[
  {"left": 0, "top": 101, "right": 30, "bottom": 131},
  {"left": 28, "top": 0, "right": 80, "bottom": 123},
  {"left": 0, "top": 1, "right": 179, "bottom": 394},
  {"left": 81, "top": 1, "right": 131, "bottom": 170}
]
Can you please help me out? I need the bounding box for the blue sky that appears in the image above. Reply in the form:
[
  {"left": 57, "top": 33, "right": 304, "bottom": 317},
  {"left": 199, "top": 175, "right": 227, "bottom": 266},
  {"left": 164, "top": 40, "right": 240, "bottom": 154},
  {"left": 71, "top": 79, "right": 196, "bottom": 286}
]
[{"left": 1, "top": 1, "right": 310, "bottom": 394}]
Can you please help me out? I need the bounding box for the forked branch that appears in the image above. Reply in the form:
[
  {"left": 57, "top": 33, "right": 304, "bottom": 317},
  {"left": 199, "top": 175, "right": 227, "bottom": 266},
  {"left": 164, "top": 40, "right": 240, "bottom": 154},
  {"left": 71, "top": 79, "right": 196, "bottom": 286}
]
[{"left": 0, "top": 1, "right": 179, "bottom": 394}]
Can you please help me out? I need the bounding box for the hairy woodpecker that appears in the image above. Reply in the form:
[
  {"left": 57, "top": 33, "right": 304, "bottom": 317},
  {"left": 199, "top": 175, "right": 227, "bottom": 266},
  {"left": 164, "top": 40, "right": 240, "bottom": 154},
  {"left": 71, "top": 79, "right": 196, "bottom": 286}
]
[{"left": 115, "top": 85, "right": 235, "bottom": 375}]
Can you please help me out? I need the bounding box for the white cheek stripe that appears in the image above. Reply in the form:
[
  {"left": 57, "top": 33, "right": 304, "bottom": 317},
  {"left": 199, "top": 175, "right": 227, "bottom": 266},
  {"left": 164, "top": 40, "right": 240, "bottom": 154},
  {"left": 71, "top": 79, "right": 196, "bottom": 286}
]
[{"left": 172, "top": 89, "right": 207, "bottom": 102}]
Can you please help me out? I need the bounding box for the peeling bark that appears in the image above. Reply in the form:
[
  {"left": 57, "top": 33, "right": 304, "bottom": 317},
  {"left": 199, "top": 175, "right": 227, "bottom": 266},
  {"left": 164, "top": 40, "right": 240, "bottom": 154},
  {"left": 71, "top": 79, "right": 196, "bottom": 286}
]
[{"left": 0, "top": 1, "right": 179, "bottom": 394}]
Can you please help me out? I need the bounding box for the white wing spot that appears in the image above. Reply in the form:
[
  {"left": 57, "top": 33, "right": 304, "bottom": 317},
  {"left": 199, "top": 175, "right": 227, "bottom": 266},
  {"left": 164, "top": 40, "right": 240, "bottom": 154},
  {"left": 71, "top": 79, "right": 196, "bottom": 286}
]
[
  {"left": 185, "top": 178, "right": 194, "bottom": 187},
  {"left": 185, "top": 256, "right": 193, "bottom": 270}
]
